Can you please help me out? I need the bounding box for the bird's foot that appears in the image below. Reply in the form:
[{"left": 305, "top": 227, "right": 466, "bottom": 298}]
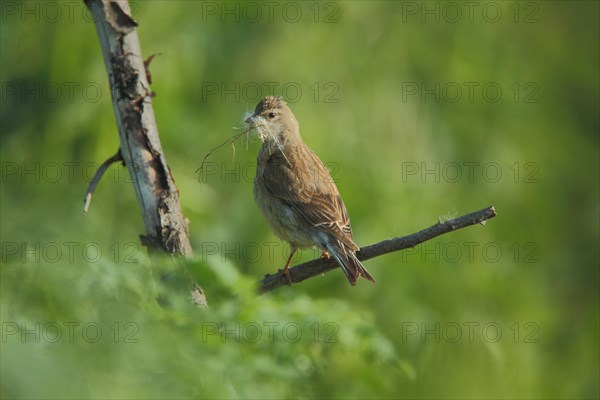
[{"left": 277, "top": 268, "right": 293, "bottom": 286}]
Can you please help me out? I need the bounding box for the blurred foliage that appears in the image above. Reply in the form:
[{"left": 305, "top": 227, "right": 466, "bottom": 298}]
[{"left": 1, "top": 1, "right": 598, "bottom": 399}]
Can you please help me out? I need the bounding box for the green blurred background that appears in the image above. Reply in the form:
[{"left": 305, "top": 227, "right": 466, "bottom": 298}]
[{"left": 1, "top": 1, "right": 598, "bottom": 398}]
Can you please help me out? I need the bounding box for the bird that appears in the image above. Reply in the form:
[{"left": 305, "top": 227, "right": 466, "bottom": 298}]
[{"left": 245, "top": 95, "right": 375, "bottom": 286}]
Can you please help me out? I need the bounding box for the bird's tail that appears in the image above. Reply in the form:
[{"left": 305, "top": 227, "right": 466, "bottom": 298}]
[{"left": 328, "top": 241, "right": 376, "bottom": 286}]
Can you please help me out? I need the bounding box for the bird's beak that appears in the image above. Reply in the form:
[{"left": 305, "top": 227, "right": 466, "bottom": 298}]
[{"left": 245, "top": 114, "right": 256, "bottom": 125}]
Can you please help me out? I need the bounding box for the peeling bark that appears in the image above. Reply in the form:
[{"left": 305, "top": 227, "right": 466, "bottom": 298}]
[
  {"left": 86, "top": 0, "right": 192, "bottom": 258},
  {"left": 85, "top": 0, "right": 204, "bottom": 305}
]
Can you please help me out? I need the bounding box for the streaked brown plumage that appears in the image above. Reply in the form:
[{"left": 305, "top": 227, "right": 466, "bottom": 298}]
[{"left": 245, "top": 96, "right": 375, "bottom": 286}]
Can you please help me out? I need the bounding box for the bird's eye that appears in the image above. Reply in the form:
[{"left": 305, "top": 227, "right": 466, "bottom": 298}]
[{"left": 268, "top": 112, "right": 276, "bottom": 119}]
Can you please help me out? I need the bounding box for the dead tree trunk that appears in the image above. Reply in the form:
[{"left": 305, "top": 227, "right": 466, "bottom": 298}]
[{"left": 84, "top": 0, "right": 205, "bottom": 306}]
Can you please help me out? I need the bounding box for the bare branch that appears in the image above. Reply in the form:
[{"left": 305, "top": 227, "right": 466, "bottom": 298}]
[
  {"left": 85, "top": 0, "right": 204, "bottom": 305},
  {"left": 83, "top": 149, "right": 123, "bottom": 213},
  {"left": 258, "top": 206, "right": 497, "bottom": 294},
  {"left": 85, "top": 0, "right": 192, "bottom": 258}
]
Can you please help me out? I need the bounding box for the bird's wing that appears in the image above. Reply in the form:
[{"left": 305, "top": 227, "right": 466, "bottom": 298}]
[{"left": 257, "top": 144, "right": 357, "bottom": 250}]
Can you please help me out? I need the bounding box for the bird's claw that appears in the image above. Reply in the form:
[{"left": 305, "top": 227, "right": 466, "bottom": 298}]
[{"left": 277, "top": 268, "right": 292, "bottom": 286}]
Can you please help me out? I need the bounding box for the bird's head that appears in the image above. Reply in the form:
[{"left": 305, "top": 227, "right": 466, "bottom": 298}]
[{"left": 245, "top": 96, "right": 300, "bottom": 147}]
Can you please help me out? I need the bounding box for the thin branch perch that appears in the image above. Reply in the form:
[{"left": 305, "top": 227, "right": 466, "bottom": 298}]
[{"left": 258, "top": 206, "right": 497, "bottom": 294}]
